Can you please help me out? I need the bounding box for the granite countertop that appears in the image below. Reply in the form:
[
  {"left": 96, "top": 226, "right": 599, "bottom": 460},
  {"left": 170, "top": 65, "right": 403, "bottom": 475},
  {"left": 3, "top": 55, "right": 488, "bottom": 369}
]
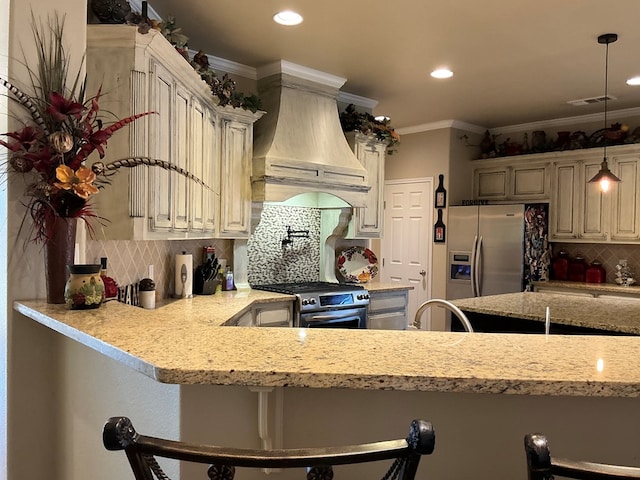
[
  {"left": 363, "top": 282, "right": 414, "bottom": 292},
  {"left": 533, "top": 280, "right": 640, "bottom": 296},
  {"left": 14, "top": 289, "right": 640, "bottom": 397},
  {"left": 453, "top": 291, "right": 640, "bottom": 334}
]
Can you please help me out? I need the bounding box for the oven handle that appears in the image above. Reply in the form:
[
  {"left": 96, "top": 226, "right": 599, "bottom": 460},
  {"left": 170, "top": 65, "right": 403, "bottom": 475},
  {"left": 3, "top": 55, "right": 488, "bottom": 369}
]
[{"left": 305, "top": 314, "right": 362, "bottom": 323}]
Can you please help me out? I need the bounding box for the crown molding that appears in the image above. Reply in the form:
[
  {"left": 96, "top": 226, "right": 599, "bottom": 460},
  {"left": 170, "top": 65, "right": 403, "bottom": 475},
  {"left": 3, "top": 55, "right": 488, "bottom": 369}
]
[
  {"left": 397, "top": 120, "right": 486, "bottom": 135},
  {"left": 337, "top": 92, "right": 378, "bottom": 109},
  {"left": 256, "top": 60, "right": 347, "bottom": 89},
  {"left": 489, "top": 107, "right": 640, "bottom": 135}
]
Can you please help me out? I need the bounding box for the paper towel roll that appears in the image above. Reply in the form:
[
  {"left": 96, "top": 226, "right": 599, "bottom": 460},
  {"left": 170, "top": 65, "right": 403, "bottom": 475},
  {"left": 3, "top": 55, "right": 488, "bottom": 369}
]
[{"left": 174, "top": 253, "right": 193, "bottom": 298}]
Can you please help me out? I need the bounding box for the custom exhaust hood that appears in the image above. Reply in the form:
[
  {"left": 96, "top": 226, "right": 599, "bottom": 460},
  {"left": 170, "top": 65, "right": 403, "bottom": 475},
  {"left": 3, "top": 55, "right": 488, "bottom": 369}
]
[{"left": 252, "top": 61, "right": 370, "bottom": 208}]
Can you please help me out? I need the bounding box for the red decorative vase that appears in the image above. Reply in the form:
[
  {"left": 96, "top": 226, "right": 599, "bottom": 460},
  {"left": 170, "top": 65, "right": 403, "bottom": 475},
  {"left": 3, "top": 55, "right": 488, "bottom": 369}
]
[{"left": 44, "top": 217, "right": 77, "bottom": 304}]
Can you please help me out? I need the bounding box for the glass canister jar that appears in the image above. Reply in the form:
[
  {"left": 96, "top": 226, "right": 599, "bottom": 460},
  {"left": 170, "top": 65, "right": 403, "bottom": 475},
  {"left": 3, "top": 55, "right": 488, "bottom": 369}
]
[
  {"left": 64, "top": 264, "right": 105, "bottom": 309},
  {"left": 586, "top": 261, "right": 606, "bottom": 283},
  {"left": 552, "top": 250, "right": 570, "bottom": 280},
  {"left": 568, "top": 255, "right": 588, "bottom": 282}
]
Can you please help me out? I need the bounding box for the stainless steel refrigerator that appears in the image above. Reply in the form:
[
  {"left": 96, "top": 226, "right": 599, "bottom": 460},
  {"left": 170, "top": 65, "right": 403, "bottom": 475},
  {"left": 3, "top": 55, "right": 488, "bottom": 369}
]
[{"left": 446, "top": 204, "right": 525, "bottom": 300}]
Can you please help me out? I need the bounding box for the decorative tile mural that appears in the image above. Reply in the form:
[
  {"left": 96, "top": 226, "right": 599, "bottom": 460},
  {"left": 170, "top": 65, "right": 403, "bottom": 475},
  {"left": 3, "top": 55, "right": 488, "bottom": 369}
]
[
  {"left": 247, "top": 205, "right": 321, "bottom": 284},
  {"left": 523, "top": 204, "right": 552, "bottom": 289},
  {"left": 86, "top": 239, "right": 233, "bottom": 299}
]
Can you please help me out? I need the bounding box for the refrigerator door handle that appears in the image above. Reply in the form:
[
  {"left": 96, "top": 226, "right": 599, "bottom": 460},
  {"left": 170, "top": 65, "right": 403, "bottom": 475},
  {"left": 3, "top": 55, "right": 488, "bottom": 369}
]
[
  {"left": 470, "top": 235, "right": 479, "bottom": 297},
  {"left": 475, "top": 236, "right": 483, "bottom": 296}
]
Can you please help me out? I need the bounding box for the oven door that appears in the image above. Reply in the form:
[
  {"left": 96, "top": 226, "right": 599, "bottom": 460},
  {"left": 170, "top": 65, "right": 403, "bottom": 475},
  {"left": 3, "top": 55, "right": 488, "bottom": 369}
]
[{"left": 298, "top": 307, "right": 367, "bottom": 329}]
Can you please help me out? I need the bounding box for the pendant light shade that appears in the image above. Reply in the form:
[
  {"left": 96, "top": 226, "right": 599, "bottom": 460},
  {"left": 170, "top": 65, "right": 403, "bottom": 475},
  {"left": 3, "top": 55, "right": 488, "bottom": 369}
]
[{"left": 588, "top": 33, "right": 621, "bottom": 192}]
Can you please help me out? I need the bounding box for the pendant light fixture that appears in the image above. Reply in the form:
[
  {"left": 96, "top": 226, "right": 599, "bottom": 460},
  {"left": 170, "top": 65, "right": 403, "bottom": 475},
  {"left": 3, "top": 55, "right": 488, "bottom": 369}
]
[{"left": 588, "top": 33, "right": 621, "bottom": 192}]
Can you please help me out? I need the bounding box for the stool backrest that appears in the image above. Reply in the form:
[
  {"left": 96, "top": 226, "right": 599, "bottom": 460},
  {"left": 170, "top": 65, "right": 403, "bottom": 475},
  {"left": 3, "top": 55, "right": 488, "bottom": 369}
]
[
  {"left": 104, "top": 416, "right": 435, "bottom": 480},
  {"left": 524, "top": 433, "right": 640, "bottom": 480}
]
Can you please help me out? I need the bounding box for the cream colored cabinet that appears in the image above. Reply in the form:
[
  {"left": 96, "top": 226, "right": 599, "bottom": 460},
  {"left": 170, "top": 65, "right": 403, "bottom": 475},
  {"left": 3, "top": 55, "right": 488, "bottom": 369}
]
[
  {"left": 227, "top": 301, "right": 293, "bottom": 327},
  {"left": 549, "top": 147, "right": 640, "bottom": 243},
  {"left": 218, "top": 109, "right": 263, "bottom": 238},
  {"left": 345, "top": 132, "right": 386, "bottom": 238},
  {"left": 472, "top": 159, "right": 550, "bottom": 201},
  {"left": 86, "top": 25, "right": 222, "bottom": 240},
  {"left": 367, "top": 289, "right": 409, "bottom": 330},
  {"left": 610, "top": 153, "right": 640, "bottom": 242},
  {"left": 550, "top": 158, "right": 607, "bottom": 241}
]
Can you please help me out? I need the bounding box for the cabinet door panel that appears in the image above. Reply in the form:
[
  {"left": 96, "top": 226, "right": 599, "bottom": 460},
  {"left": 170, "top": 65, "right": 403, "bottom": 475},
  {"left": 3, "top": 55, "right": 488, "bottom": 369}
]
[
  {"left": 353, "top": 141, "right": 385, "bottom": 237},
  {"left": 475, "top": 168, "right": 508, "bottom": 199},
  {"left": 149, "top": 61, "right": 173, "bottom": 232},
  {"left": 611, "top": 157, "right": 640, "bottom": 241},
  {"left": 580, "top": 162, "right": 606, "bottom": 240},
  {"left": 513, "top": 165, "right": 548, "bottom": 197},
  {"left": 219, "top": 119, "right": 252, "bottom": 237},
  {"left": 550, "top": 163, "right": 577, "bottom": 239},
  {"left": 190, "top": 99, "right": 206, "bottom": 231},
  {"left": 173, "top": 87, "right": 190, "bottom": 231}
]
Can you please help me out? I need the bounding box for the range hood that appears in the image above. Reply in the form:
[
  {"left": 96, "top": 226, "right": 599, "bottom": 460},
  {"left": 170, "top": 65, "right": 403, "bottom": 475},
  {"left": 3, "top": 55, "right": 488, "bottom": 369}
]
[{"left": 252, "top": 61, "right": 370, "bottom": 208}]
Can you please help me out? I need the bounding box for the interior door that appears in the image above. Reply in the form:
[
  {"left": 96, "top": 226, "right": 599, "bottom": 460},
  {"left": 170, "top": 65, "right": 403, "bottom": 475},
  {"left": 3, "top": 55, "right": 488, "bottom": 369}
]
[{"left": 380, "top": 179, "right": 433, "bottom": 328}]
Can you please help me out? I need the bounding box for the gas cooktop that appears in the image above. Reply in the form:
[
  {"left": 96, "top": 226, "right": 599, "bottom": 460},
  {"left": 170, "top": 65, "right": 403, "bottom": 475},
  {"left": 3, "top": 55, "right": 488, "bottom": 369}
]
[{"left": 251, "top": 282, "right": 365, "bottom": 295}]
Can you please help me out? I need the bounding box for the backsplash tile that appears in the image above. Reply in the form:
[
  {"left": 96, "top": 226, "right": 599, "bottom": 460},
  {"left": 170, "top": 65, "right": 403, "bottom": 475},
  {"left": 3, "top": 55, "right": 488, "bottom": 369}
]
[
  {"left": 86, "top": 239, "right": 233, "bottom": 299},
  {"left": 247, "top": 205, "right": 320, "bottom": 284},
  {"left": 551, "top": 243, "right": 640, "bottom": 284}
]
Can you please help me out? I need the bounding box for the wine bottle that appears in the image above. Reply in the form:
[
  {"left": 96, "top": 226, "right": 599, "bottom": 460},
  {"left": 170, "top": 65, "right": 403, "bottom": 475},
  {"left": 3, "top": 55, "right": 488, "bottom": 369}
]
[
  {"left": 434, "top": 208, "right": 446, "bottom": 243},
  {"left": 435, "top": 174, "right": 446, "bottom": 208}
]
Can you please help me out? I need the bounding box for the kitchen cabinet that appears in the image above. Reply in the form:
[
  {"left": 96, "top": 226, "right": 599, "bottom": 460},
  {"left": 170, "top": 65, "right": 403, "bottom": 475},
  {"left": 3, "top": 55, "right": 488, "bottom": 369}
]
[
  {"left": 86, "top": 25, "right": 220, "bottom": 239},
  {"left": 86, "top": 25, "right": 262, "bottom": 240},
  {"left": 367, "top": 288, "right": 408, "bottom": 330},
  {"left": 229, "top": 301, "right": 293, "bottom": 327},
  {"left": 345, "top": 132, "right": 386, "bottom": 238},
  {"left": 549, "top": 146, "right": 640, "bottom": 243},
  {"left": 472, "top": 158, "right": 550, "bottom": 201},
  {"left": 218, "top": 109, "right": 263, "bottom": 238}
]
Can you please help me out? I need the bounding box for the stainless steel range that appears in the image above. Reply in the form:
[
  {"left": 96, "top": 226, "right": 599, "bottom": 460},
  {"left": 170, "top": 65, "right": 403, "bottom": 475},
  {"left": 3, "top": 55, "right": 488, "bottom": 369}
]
[{"left": 251, "top": 282, "right": 370, "bottom": 328}]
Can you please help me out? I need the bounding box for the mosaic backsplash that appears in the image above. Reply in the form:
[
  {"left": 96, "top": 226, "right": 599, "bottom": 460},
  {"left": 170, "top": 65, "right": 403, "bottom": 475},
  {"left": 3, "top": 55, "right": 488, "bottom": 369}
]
[
  {"left": 550, "top": 243, "right": 640, "bottom": 284},
  {"left": 247, "top": 205, "right": 321, "bottom": 285},
  {"left": 86, "top": 239, "right": 233, "bottom": 299}
]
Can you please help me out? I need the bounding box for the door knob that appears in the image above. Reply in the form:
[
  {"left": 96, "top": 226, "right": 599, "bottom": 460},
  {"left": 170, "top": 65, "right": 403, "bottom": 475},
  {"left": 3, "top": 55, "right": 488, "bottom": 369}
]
[{"left": 419, "top": 270, "right": 426, "bottom": 276}]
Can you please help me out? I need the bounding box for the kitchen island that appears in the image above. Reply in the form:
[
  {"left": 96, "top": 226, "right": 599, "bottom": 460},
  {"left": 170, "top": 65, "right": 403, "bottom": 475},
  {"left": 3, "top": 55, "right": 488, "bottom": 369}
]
[
  {"left": 14, "top": 292, "right": 640, "bottom": 480},
  {"left": 452, "top": 291, "right": 640, "bottom": 335}
]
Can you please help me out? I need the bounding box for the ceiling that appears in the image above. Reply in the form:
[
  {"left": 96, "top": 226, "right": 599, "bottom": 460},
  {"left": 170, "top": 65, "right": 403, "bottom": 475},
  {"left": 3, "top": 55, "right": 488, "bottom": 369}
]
[{"left": 145, "top": 0, "right": 640, "bottom": 132}]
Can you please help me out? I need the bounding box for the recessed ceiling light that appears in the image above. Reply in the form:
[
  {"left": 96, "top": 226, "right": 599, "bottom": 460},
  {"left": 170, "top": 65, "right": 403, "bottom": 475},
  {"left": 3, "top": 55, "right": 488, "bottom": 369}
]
[
  {"left": 273, "top": 10, "right": 303, "bottom": 26},
  {"left": 627, "top": 76, "right": 640, "bottom": 86},
  {"left": 431, "top": 68, "right": 454, "bottom": 79}
]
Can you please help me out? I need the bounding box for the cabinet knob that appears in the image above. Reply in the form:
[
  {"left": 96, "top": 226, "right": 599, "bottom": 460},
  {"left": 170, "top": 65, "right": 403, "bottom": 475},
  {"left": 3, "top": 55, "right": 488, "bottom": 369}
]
[{"left": 419, "top": 270, "right": 426, "bottom": 276}]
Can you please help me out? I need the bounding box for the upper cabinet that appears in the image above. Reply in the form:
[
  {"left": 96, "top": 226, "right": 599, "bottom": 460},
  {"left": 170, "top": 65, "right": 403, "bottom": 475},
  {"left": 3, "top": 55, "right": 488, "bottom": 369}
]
[
  {"left": 474, "top": 145, "right": 640, "bottom": 243},
  {"left": 472, "top": 157, "right": 551, "bottom": 201},
  {"left": 345, "top": 132, "right": 386, "bottom": 238},
  {"left": 86, "top": 25, "right": 261, "bottom": 240}
]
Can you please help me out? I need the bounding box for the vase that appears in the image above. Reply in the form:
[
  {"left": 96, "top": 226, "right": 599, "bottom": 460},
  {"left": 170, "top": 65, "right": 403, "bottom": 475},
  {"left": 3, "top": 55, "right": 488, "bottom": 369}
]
[
  {"left": 64, "top": 264, "right": 105, "bottom": 309},
  {"left": 44, "top": 217, "right": 77, "bottom": 304}
]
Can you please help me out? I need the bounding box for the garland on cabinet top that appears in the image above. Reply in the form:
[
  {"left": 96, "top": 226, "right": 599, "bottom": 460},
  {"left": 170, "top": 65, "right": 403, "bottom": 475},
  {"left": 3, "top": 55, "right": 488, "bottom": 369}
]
[
  {"left": 339, "top": 104, "right": 400, "bottom": 155},
  {"left": 462, "top": 122, "right": 640, "bottom": 160},
  {"left": 92, "top": 3, "right": 262, "bottom": 113}
]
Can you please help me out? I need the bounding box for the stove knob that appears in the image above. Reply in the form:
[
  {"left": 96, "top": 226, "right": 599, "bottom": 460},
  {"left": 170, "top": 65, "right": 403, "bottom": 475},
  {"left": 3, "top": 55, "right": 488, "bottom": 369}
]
[
  {"left": 309, "top": 298, "right": 317, "bottom": 305},
  {"left": 301, "top": 299, "right": 309, "bottom": 306}
]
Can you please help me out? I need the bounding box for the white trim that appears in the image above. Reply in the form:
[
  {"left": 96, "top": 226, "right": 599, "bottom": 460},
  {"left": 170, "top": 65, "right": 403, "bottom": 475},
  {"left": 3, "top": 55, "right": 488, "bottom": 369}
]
[
  {"left": 490, "top": 107, "right": 640, "bottom": 135},
  {"left": 256, "top": 60, "right": 347, "bottom": 89},
  {"left": 337, "top": 92, "right": 378, "bottom": 109},
  {"left": 186, "top": 49, "right": 257, "bottom": 79},
  {"left": 397, "top": 120, "right": 486, "bottom": 135},
  {"left": 384, "top": 176, "right": 434, "bottom": 185}
]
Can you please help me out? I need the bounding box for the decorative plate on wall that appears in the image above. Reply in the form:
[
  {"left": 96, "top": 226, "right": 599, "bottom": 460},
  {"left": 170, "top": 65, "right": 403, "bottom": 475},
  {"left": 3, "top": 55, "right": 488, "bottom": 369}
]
[{"left": 337, "top": 246, "right": 379, "bottom": 283}]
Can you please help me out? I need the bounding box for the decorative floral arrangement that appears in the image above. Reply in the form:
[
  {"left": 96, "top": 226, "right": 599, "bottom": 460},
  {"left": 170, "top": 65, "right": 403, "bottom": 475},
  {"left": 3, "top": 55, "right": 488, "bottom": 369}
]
[
  {"left": 124, "top": 11, "right": 262, "bottom": 113},
  {"left": 1, "top": 14, "right": 204, "bottom": 244},
  {"left": 339, "top": 104, "right": 400, "bottom": 155}
]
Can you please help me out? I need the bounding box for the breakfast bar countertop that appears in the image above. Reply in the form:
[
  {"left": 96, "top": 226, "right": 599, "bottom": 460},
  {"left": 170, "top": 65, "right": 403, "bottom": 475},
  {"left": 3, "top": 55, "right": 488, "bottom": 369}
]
[
  {"left": 452, "top": 291, "right": 640, "bottom": 335},
  {"left": 14, "top": 290, "right": 640, "bottom": 398}
]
